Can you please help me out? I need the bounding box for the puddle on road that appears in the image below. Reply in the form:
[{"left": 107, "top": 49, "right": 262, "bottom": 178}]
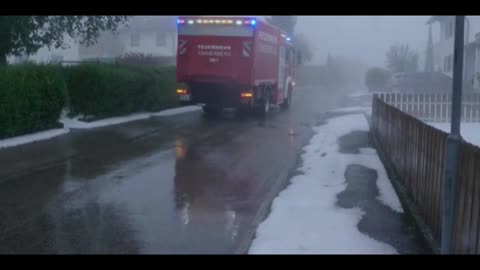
[
  {"left": 334, "top": 130, "right": 429, "bottom": 254},
  {"left": 336, "top": 164, "right": 429, "bottom": 254},
  {"left": 337, "top": 130, "right": 372, "bottom": 154}
]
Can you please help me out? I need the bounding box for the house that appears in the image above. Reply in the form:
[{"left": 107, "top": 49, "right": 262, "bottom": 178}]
[
  {"left": 78, "top": 16, "right": 177, "bottom": 62},
  {"left": 8, "top": 16, "right": 177, "bottom": 65},
  {"left": 7, "top": 34, "right": 80, "bottom": 64},
  {"left": 427, "top": 16, "right": 480, "bottom": 90}
]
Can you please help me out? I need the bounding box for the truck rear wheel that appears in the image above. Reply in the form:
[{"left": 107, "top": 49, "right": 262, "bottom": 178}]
[
  {"left": 281, "top": 85, "right": 292, "bottom": 111},
  {"left": 257, "top": 95, "right": 270, "bottom": 117}
]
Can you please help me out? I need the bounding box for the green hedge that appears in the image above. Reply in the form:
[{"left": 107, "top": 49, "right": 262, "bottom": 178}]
[
  {"left": 0, "top": 64, "right": 67, "bottom": 139},
  {"left": 0, "top": 63, "right": 178, "bottom": 139},
  {"left": 65, "top": 64, "right": 178, "bottom": 120}
]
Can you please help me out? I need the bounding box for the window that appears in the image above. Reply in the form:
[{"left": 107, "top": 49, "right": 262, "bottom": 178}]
[
  {"left": 156, "top": 32, "right": 166, "bottom": 47},
  {"left": 130, "top": 33, "right": 140, "bottom": 47}
]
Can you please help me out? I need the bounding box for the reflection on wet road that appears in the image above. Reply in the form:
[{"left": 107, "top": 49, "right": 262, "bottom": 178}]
[{"left": 0, "top": 86, "right": 348, "bottom": 254}]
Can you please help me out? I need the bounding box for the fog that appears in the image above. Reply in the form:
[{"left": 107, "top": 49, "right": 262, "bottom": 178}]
[
  {"left": 9, "top": 15, "right": 439, "bottom": 90},
  {"left": 295, "top": 16, "right": 430, "bottom": 68}
]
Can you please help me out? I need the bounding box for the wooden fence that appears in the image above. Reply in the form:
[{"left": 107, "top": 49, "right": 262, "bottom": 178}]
[
  {"left": 372, "top": 96, "right": 480, "bottom": 254},
  {"left": 375, "top": 92, "right": 480, "bottom": 122}
]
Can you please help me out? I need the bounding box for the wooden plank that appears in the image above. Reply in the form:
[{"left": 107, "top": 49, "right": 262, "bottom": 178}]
[
  {"left": 422, "top": 124, "right": 429, "bottom": 211},
  {"left": 434, "top": 131, "right": 446, "bottom": 241},
  {"left": 430, "top": 130, "right": 440, "bottom": 241},
  {"left": 452, "top": 143, "right": 468, "bottom": 253},
  {"left": 402, "top": 115, "right": 408, "bottom": 178},
  {"left": 426, "top": 126, "right": 436, "bottom": 230},
  {"left": 418, "top": 123, "right": 426, "bottom": 209},
  {"left": 423, "top": 126, "right": 433, "bottom": 227},
  {"left": 405, "top": 117, "right": 413, "bottom": 187},
  {"left": 461, "top": 145, "right": 476, "bottom": 253},
  {"left": 434, "top": 132, "right": 446, "bottom": 242},
  {"left": 474, "top": 150, "right": 480, "bottom": 253},
  {"left": 424, "top": 123, "right": 431, "bottom": 210},
  {"left": 412, "top": 120, "right": 419, "bottom": 203}
]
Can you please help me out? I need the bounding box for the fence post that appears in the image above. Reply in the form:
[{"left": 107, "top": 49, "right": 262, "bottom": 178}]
[{"left": 442, "top": 15, "right": 465, "bottom": 254}]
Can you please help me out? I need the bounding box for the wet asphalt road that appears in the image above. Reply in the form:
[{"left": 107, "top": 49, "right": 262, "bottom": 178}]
[{"left": 0, "top": 85, "right": 349, "bottom": 254}]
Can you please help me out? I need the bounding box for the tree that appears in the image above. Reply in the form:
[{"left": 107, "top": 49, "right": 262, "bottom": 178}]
[
  {"left": 424, "top": 25, "right": 434, "bottom": 72},
  {"left": 265, "top": 16, "right": 297, "bottom": 36},
  {"left": 0, "top": 16, "right": 130, "bottom": 65},
  {"left": 293, "top": 34, "right": 314, "bottom": 63},
  {"left": 386, "top": 43, "right": 419, "bottom": 73},
  {"left": 365, "top": 67, "right": 391, "bottom": 92}
]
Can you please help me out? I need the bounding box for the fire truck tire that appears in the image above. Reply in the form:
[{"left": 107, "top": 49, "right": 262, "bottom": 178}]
[
  {"left": 257, "top": 94, "right": 270, "bottom": 117},
  {"left": 281, "top": 85, "right": 292, "bottom": 111}
]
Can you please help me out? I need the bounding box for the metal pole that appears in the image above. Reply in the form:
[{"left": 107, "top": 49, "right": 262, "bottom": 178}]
[{"left": 441, "top": 15, "right": 465, "bottom": 254}]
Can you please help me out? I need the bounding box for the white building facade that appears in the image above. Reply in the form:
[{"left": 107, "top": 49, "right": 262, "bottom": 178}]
[
  {"left": 8, "top": 16, "right": 177, "bottom": 64},
  {"left": 428, "top": 16, "right": 480, "bottom": 89}
]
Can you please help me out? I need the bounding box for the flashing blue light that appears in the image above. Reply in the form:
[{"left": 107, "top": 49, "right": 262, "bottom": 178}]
[
  {"left": 251, "top": 19, "right": 256, "bottom": 26},
  {"left": 286, "top": 37, "right": 291, "bottom": 41}
]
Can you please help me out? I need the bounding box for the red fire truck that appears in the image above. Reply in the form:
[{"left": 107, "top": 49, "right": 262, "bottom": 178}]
[{"left": 176, "top": 16, "right": 301, "bottom": 116}]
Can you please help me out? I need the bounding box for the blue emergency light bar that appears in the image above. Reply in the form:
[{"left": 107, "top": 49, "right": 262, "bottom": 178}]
[{"left": 178, "top": 18, "right": 256, "bottom": 26}]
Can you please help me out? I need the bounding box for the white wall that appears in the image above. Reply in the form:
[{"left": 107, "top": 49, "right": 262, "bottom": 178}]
[
  {"left": 433, "top": 16, "right": 480, "bottom": 78},
  {"left": 435, "top": 17, "right": 454, "bottom": 77},
  {"left": 8, "top": 35, "right": 80, "bottom": 64},
  {"left": 119, "top": 31, "right": 176, "bottom": 57},
  {"left": 6, "top": 30, "right": 178, "bottom": 64}
]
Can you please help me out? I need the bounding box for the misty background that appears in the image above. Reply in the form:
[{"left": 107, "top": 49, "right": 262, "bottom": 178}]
[
  {"left": 10, "top": 15, "right": 468, "bottom": 91},
  {"left": 295, "top": 16, "right": 429, "bottom": 67}
]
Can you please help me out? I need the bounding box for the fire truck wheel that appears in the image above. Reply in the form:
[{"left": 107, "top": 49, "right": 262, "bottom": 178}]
[
  {"left": 258, "top": 95, "right": 270, "bottom": 117},
  {"left": 281, "top": 86, "right": 293, "bottom": 111}
]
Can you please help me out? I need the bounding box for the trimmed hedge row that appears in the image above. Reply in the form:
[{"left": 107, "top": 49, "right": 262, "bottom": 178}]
[
  {"left": 0, "top": 64, "right": 67, "bottom": 139},
  {"left": 65, "top": 64, "right": 178, "bottom": 120},
  {"left": 0, "top": 63, "right": 178, "bottom": 139}
]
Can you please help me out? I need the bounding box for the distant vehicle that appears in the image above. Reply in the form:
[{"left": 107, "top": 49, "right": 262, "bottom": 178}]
[
  {"left": 385, "top": 72, "right": 453, "bottom": 93},
  {"left": 175, "top": 17, "right": 301, "bottom": 116}
]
